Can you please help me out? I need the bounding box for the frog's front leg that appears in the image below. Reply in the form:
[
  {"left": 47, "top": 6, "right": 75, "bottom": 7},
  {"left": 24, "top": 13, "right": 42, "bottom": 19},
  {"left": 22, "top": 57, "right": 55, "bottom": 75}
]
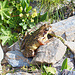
[{"left": 38, "top": 37, "right": 49, "bottom": 45}]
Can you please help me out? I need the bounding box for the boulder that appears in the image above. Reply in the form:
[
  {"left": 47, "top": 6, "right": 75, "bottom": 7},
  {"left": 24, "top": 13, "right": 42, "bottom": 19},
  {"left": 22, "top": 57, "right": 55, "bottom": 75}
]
[
  {"left": 5, "top": 50, "right": 32, "bottom": 67},
  {"left": 31, "top": 37, "right": 66, "bottom": 65},
  {"left": 50, "top": 16, "right": 75, "bottom": 41}
]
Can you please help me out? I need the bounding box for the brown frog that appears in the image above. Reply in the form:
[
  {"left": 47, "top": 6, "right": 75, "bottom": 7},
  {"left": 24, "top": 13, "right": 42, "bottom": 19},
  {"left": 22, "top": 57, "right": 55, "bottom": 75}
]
[{"left": 23, "top": 24, "right": 52, "bottom": 57}]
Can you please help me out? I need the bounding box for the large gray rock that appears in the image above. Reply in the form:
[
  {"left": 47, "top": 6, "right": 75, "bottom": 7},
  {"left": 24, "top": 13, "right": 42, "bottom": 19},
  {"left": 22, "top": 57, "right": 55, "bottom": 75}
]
[
  {"left": 50, "top": 16, "right": 75, "bottom": 41},
  {"left": 65, "top": 41, "right": 75, "bottom": 54},
  {"left": 5, "top": 51, "right": 32, "bottom": 67},
  {"left": 31, "top": 37, "right": 66, "bottom": 65}
]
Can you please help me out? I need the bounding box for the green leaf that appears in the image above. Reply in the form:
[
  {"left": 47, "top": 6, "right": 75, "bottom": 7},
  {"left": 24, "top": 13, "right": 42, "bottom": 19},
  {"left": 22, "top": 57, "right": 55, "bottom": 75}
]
[
  {"left": 0, "top": 0, "right": 11, "bottom": 20},
  {"left": 8, "top": 13, "right": 21, "bottom": 29},
  {"left": 45, "top": 67, "right": 56, "bottom": 74},
  {"left": 20, "top": 0, "right": 26, "bottom": 9},
  {"left": 0, "top": 28, "right": 18, "bottom": 46},
  {"left": 23, "top": 24, "right": 27, "bottom": 30},
  {"left": 25, "top": 0, "right": 29, "bottom": 8},
  {"left": 19, "top": 23, "right": 24, "bottom": 26},
  {"left": 1, "top": 28, "right": 8, "bottom": 35},
  {"left": 43, "top": 65, "right": 56, "bottom": 75},
  {"left": 20, "top": 0, "right": 29, "bottom": 10},
  {"left": 26, "top": 6, "right": 32, "bottom": 13},
  {"left": 0, "top": 36, "right": 10, "bottom": 46},
  {"left": 19, "top": 22, "right": 27, "bottom": 30},
  {"left": 29, "top": 23, "right": 35, "bottom": 29},
  {"left": 40, "top": 12, "right": 48, "bottom": 22},
  {"left": 42, "top": 72, "right": 47, "bottom": 75},
  {"left": 0, "top": 20, "right": 3, "bottom": 25},
  {"left": 3, "top": 0, "right": 8, "bottom": 8},
  {"left": 61, "top": 58, "right": 68, "bottom": 71}
]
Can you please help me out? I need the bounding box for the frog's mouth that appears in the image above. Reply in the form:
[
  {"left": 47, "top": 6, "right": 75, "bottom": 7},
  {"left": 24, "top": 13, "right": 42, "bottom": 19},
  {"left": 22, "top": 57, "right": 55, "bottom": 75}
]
[
  {"left": 43, "top": 30, "right": 54, "bottom": 40},
  {"left": 43, "top": 27, "right": 52, "bottom": 35},
  {"left": 38, "top": 27, "right": 52, "bottom": 45}
]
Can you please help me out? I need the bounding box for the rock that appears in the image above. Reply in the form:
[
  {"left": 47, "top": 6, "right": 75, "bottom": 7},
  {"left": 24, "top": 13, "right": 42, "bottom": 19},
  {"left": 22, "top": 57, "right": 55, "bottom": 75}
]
[
  {"left": 31, "top": 37, "right": 66, "bottom": 65},
  {"left": 61, "top": 69, "right": 75, "bottom": 75},
  {"left": 65, "top": 41, "right": 75, "bottom": 54},
  {"left": 8, "top": 40, "right": 22, "bottom": 51},
  {"left": 50, "top": 16, "right": 75, "bottom": 41},
  {"left": 53, "top": 58, "right": 74, "bottom": 70},
  {"left": 5, "top": 51, "right": 33, "bottom": 67},
  {"left": 6, "top": 72, "right": 41, "bottom": 75},
  {"left": 0, "top": 45, "right": 4, "bottom": 74},
  {"left": 0, "top": 45, "right": 4, "bottom": 63}
]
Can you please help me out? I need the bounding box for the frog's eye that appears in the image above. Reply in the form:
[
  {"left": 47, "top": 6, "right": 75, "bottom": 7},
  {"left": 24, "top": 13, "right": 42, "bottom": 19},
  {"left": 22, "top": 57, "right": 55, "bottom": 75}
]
[{"left": 45, "top": 28, "right": 49, "bottom": 31}]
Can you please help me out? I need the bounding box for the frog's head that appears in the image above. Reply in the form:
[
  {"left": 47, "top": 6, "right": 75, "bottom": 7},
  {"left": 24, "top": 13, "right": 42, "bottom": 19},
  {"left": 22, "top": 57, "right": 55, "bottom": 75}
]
[
  {"left": 38, "top": 24, "right": 52, "bottom": 45},
  {"left": 40, "top": 24, "right": 52, "bottom": 35}
]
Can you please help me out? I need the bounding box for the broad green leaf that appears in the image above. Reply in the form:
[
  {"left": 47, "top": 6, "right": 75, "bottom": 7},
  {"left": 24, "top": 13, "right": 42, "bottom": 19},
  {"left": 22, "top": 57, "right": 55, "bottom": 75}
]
[
  {"left": 26, "top": 6, "right": 32, "bottom": 13},
  {"left": 25, "top": 0, "right": 29, "bottom": 8},
  {"left": 40, "top": 12, "right": 48, "bottom": 22},
  {"left": 20, "top": 0, "right": 26, "bottom": 9},
  {"left": 45, "top": 67, "right": 56, "bottom": 74},
  {"left": 20, "top": 0, "right": 29, "bottom": 10},
  {"left": 61, "top": 58, "right": 68, "bottom": 71},
  {"left": 0, "top": 36, "right": 10, "bottom": 46},
  {"left": 19, "top": 23, "right": 24, "bottom": 26},
  {"left": 23, "top": 24, "right": 27, "bottom": 30}
]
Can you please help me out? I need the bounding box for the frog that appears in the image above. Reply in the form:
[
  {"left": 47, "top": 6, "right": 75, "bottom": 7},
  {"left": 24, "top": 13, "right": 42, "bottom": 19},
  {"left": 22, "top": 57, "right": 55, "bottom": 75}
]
[{"left": 23, "top": 24, "right": 52, "bottom": 57}]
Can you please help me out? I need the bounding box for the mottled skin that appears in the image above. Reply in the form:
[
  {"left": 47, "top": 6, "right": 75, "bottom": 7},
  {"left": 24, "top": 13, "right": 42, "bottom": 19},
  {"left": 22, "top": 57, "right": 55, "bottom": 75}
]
[{"left": 23, "top": 24, "right": 52, "bottom": 57}]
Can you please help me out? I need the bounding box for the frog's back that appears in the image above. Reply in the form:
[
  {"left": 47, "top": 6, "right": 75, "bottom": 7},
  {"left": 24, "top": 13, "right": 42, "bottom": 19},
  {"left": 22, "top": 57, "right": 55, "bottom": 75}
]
[{"left": 25, "top": 30, "right": 41, "bottom": 51}]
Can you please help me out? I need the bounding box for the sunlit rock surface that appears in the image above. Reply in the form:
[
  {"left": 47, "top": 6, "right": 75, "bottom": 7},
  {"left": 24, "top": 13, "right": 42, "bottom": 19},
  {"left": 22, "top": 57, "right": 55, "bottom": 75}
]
[{"left": 31, "top": 37, "right": 66, "bottom": 65}]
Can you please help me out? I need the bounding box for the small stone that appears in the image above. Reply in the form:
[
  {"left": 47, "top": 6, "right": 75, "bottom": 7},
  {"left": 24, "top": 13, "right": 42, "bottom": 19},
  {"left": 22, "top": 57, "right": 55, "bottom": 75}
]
[
  {"left": 31, "top": 37, "right": 66, "bottom": 65},
  {"left": 5, "top": 51, "right": 33, "bottom": 67}
]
